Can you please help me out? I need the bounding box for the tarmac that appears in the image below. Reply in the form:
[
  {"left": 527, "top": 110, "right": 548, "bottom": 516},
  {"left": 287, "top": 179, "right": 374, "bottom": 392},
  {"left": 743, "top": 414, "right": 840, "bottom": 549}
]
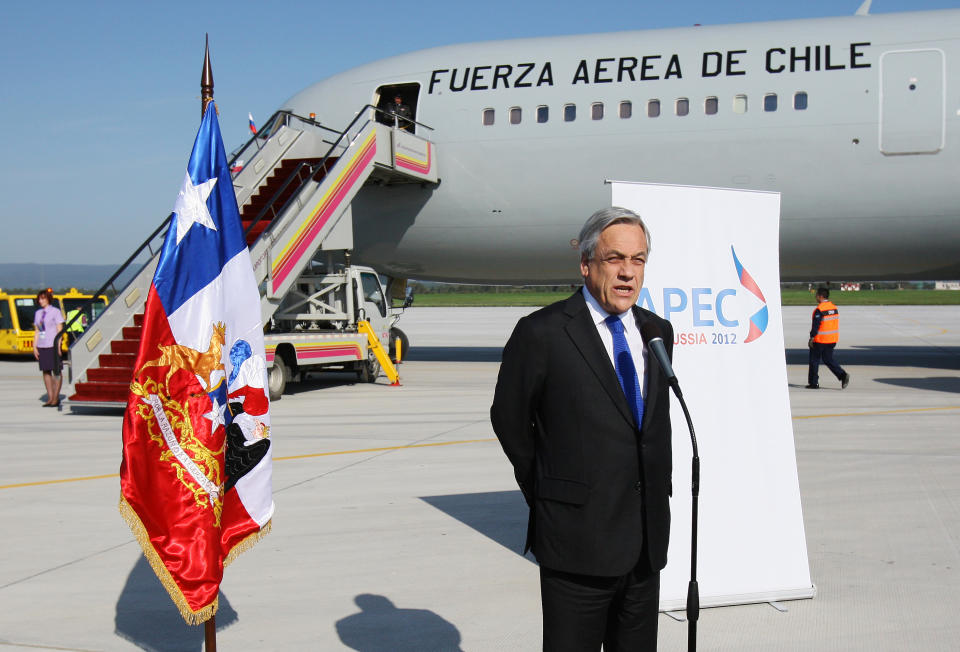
[{"left": 1, "top": 304, "right": 958, "bottom": 651}]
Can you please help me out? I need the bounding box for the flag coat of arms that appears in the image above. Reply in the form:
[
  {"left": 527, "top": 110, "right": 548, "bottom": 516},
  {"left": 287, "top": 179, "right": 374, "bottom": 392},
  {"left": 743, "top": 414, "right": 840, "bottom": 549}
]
[{"left": 120, "top": 105, "right": 274, "bottom": 624}]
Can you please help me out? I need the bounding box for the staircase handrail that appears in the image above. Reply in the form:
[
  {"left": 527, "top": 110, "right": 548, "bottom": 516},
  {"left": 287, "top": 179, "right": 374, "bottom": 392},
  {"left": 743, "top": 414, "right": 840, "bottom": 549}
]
[
  {"left": 229, "top": 110, "right": 343, "bottom": 177},
  {"left": 242, "top": 104, "right": 433, "bottom": 241},
  {"left": 56, "top": 111, "right": 332, "bottom": 353},
  {"left": 59, "top": 105, "right": 435, "bottom": 357},
  {"left": 57, "top": 217, "right": 170, "bottom": 356}
]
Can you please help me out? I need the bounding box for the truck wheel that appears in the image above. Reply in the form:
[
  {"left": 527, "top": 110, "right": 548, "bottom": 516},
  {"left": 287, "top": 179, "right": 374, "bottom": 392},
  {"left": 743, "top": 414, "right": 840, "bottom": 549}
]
[
  {"left": 357, "top": 351, "right": 380, "bottom": 384},
  {"left": 389, "top": 327, "right": 410, "bottom": 362},
  {"left": 268, "top": 356, "right": 288, "bottom": 400}
]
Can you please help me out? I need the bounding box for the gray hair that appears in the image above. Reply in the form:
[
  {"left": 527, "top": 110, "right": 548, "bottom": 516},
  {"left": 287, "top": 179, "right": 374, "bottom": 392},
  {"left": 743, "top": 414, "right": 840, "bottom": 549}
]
[{"left": 578, "top": 206, "right": 651, "bottom": 260}]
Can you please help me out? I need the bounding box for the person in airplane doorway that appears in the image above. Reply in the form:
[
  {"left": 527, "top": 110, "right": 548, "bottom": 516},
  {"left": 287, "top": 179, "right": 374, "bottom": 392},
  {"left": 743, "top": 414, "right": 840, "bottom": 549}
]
[
  {"left": 807, "top": 287, "right": 850, "bottom": 390},
  {"left": 491, "top": 207, "right": 674, "bottom": 652},
  {"left": 33, "top": 288, "right": 64, "bottom": 407},
  {"left": 386, "top": 94, "right": 413, "bottom": 131}
]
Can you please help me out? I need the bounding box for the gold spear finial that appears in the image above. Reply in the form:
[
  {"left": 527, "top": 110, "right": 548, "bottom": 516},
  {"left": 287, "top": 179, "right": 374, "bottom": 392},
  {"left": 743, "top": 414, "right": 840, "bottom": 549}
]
[{"left": 201, "top": 34, "right": 214, "bottom": 118}]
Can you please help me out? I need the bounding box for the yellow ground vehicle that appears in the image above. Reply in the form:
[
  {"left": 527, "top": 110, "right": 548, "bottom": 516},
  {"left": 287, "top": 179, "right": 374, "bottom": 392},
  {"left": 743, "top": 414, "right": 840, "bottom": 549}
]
[
  {"left": 57, "top": 288, "right": 109, "bottom": 344},
  {"left": 0, "top": 289, "right": 108, "bottom": 355},
  {"left": 0, "top": 290, "right": 40, "bottom": 354}
]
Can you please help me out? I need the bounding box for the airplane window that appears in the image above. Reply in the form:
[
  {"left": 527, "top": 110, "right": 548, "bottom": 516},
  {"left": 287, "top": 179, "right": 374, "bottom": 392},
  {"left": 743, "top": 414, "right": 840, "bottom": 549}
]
[
  {"left": 705, "top": 97, "right": 718, "bottom": 115},
  {"left": 564, "top": 104, "right": 576, "bottom": 122},
  {"left": 676, "top": 98, "right": 689, "bottom": 116},
  {"left": 647, "top": 100, "right": 660, "bottom": 118},
  {"left": 592, "top": 103, "right": 604, "bottom": 120},
  {"left": 733, "top": 94, "right": 748, "bottom": 114},
  {"left": 794, "top": 92, "right": 808, "bottom": 110},
  {"left": 482, "top": 108, "right": 495, "bottom": 126},
  {"left": 619, "top": 101, "right": 632, "bottom": 119},
  {"left": 509, "top": 107, "right": 522, "bottom": 125},
  {"left": 764, "top": 94, "right": 777, "bottom": 112},
  {"left": 537, "top": 105, "right": 549, "bottom": 123}
]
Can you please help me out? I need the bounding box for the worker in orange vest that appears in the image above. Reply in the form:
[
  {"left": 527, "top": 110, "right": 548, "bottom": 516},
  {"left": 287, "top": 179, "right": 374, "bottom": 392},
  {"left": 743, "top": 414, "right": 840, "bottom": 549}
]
[{"left": 807, "top": 287, "right": 850, "bottom": 389}]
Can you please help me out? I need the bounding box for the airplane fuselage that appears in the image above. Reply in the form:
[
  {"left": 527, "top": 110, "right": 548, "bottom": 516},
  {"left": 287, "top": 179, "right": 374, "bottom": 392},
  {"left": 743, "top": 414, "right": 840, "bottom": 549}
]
[{"left": 283, "top": 10, "right": 960, "bottom": 282}]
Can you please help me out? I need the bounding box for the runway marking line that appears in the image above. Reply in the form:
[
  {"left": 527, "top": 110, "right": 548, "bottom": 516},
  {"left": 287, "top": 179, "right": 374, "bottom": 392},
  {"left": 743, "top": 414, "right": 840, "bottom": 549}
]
[
  {"left": 273, "top": 437, "right": 496, "bottom": 462},
  {"left": 4, "top": 407, "right": 959, "bottom": 491},
  {"left": 793, "top": 405, "right": 959, "bottom": 420},
  {"left": 0, "top": 438, "right": 497, "bottom": 490}
]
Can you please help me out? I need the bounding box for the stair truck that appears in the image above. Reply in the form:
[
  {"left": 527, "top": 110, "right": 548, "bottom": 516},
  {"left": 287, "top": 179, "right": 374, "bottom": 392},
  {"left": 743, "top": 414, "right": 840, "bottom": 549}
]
[{"left": 264, "top": 257, "right": 411, "bottom": 400}]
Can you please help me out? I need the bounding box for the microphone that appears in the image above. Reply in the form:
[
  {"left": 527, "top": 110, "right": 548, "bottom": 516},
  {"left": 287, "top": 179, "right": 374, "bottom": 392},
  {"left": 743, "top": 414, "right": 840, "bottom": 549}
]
[{"left": 640, "top": 321, "right": 680, "bottom": 396}]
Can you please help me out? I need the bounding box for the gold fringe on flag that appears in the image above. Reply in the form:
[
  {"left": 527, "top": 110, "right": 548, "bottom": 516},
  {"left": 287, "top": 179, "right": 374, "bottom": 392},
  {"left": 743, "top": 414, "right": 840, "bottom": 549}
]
[
  {"left": 118, "top": 496, "right": 218, "bottom": 626},
  {"left": 224, "top": 519, "right": 273, "bottom": 568}
]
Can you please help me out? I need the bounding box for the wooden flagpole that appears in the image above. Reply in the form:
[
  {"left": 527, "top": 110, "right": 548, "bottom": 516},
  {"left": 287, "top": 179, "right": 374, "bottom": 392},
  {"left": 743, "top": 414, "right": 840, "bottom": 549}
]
[
  {"left": 201, "top": 36, "right": 217, "bottom": 652},
  {"left": 205, "top": 614, "right": 217, "bottom": 651}
]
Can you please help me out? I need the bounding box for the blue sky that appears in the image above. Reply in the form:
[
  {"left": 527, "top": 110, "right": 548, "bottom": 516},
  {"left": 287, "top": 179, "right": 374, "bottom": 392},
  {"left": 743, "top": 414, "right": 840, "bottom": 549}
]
[{"left": 1, "top": 0, "right": 956, "bottom": 266}]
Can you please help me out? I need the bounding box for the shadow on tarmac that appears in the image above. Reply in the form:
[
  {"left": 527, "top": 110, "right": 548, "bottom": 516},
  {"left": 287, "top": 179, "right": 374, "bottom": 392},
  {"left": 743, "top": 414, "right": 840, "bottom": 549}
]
[
  {"left": 0, "top": 354, "right": 39, "bottom": 362},
  {"left": 335, "top": 593, "right": 463, "bottom": 651},
  {"left": 875, "top": 376, "right": 960, "bottom": 394},
  {"left": 114, "top": 555, "right": 237, "bottom": 651},
  {"left": 406, "top": 345, "right": 960, "bottom": 368},
  {"left": 785, "top": 345, "right": 960, "bottom": 370},
  {"left": 284, "top": 370, "right": 366, "bottom": 394},
  {"left": 273, "top": 348, "right": 505, "bottom": 396},
  {"left": 420, "top": 490, "right": 533, "bottom": 562}
]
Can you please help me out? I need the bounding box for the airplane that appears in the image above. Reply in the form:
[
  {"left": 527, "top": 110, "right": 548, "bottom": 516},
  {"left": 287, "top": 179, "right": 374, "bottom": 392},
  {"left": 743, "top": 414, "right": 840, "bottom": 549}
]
[
  {"left": 278, "top": 6, "right": 960, "bottom": 283},
  {"left": 65, "top": 5, "right": 960, "bottom": 406}
]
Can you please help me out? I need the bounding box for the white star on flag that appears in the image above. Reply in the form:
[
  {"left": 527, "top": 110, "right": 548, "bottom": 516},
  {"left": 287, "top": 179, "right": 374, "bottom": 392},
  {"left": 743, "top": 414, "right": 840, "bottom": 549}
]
[
  {"left": 203, "top": 395, "right": 227, "bottom": 431},
  {"left": 173, "top": 171, "right": 218, "bottom": 245}
]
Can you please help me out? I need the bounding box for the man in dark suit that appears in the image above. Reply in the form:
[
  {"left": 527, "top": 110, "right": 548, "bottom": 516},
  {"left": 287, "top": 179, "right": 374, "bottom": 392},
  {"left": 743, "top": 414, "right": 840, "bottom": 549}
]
[
  {"left": 386, "top": 94, "right": 413, "bottom": 131},
  {"left": 491, "top": 207, "right": 674, "bottom": 651}
]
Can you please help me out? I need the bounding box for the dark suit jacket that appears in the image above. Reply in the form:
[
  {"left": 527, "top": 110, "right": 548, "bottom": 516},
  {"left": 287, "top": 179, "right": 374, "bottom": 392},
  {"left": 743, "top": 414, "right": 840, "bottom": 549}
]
[{"left": 490, "top": 290, "right": 674, "bottom": 577}]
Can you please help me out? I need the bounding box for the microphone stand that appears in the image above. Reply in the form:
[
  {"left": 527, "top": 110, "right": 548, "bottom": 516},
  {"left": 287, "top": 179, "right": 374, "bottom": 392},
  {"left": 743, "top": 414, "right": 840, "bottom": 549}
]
[
  {"left": 669, "top": 379, "right": 700, "bottom": 652},
  {"left": 640, "top": 325, "right": 700, "bottom": 650}
]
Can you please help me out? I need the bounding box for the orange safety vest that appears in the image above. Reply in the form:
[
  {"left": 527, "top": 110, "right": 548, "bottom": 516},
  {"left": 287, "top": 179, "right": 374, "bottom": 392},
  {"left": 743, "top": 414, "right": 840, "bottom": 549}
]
[{"left": 813, "top": 300, "right": 839, "bottom": 344}]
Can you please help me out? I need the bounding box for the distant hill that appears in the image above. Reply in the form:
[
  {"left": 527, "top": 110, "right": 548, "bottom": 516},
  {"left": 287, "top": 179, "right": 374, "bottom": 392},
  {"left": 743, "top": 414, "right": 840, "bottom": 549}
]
[{"left": 0, "top": 263, "right": 137, "bottom": 293}]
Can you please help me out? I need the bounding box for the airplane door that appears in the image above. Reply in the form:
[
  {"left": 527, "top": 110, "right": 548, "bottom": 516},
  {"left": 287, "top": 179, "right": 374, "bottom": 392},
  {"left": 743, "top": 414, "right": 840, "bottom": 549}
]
[{"left": 879, "top": 49, "right": 945, "bottom": 154}]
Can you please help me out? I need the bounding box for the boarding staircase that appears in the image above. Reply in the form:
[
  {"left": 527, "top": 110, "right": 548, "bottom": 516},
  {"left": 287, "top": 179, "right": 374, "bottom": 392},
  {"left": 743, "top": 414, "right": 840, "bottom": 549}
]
[{"left": 64, "top": 107, "right": 438, "bottom": 407}]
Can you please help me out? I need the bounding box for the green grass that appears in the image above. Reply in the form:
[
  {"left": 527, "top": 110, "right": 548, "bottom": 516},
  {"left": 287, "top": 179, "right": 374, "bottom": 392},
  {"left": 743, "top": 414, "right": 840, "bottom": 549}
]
[
  {"left": 780, "top": 289, "right": 960, "bottom": 306},
  {"left": 398, "top": 289, "right": 960, "bottom": 308},
  {"left": 400, "top": 291, "right": 573, "bottom": 307}
]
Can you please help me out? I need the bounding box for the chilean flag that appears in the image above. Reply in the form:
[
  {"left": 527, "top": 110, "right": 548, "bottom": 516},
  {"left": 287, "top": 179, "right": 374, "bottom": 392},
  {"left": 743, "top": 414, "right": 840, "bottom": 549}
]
[
  {"left": 119, "top": 104, "right": 274, "bottom": 625},
  {"left": 248, "top": 112, "right": 257, "bottom": 135}
]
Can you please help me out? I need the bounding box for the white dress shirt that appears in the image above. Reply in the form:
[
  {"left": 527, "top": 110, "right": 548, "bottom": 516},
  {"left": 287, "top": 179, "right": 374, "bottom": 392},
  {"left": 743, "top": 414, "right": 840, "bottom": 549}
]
[{"left": 582, "top": 286, "right": 648, "bottom": 400}]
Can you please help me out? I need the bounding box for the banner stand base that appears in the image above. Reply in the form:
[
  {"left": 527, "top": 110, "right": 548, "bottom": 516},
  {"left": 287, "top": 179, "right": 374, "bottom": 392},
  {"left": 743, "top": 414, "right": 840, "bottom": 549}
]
[{"left": 659, "top": 584, "right": 817, "bottom": 613}]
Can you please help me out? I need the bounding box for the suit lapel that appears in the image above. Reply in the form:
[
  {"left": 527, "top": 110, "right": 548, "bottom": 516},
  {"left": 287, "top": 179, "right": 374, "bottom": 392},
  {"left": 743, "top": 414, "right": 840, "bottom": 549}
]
[
  {"left": 633, "top": 306, "right": 661, "bottom": 433},
  {"left": 562, "top": 292, "right": 636, "bottom": 427}
]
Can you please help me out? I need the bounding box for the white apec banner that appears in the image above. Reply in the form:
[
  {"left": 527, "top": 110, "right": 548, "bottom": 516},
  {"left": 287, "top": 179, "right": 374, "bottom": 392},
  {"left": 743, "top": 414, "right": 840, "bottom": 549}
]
[{"left": 610, "top": 181, "right": 815, "bottom": 610}]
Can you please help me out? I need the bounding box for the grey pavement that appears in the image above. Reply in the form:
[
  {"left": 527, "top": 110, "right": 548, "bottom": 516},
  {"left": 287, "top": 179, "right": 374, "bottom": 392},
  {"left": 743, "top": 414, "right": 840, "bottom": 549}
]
[{"left": 0, "top": 305, "right": 958, "bottom": 651}]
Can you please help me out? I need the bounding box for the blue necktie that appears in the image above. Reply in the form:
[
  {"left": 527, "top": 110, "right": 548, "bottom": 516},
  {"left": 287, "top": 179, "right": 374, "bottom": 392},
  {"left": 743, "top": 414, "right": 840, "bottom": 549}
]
[{"left": 605, "top": 315, "right": 644, "bottom": 427}]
